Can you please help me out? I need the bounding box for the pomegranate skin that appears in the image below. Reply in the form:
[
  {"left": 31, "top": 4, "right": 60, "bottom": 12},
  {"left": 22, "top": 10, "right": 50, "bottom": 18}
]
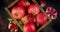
[
  {"left": 18, "top": 0, "right": 30, "bottom": 7},
  {"left": 11, "top": 6, "right": 25, "bottom": 19},
  {"left": 28, "top": 4, "right": 40, "bottom": 15},
  {"left": 23, "top": 22, "right": 36, "bottom": 32},
  {"left": 36, "top": 13, "right": 47, "bottom": 25}
]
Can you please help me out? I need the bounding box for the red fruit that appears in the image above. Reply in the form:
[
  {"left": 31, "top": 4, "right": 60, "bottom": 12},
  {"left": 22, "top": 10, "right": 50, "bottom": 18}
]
[
  {"left": 46, "top": 6, "right": 57, "bottom": 19},
  {"left": 8, "top": 21, "right": 18, "bottom": 32},
  {"left": 28, "top": 4, "right": 40, "bottom": 15},
  {"left": 36, "top": 13, "right": 47, "bottom": 25},
  {"left": 18, "top": 0, "right": 30, "bottom": 7},
  {"left": 23, "top": 22, "right": 36, "bottom": 32},
  {"left": 27, "top": 14, "right": 35, "bottom": 22},
  {"left": 40, "top": 1, "right": 46, "bottom": 7},
  {"left": 21, "top": 14, "right": 35, "bottom": 24},
  {"left": 11, "top": 6, "right": 25, "bottom": 19}
]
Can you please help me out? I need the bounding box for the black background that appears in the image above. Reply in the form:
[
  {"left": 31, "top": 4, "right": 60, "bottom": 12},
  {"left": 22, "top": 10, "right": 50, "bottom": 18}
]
[{"left": 0, "top": 0, "right": 60, "bottom": 32}]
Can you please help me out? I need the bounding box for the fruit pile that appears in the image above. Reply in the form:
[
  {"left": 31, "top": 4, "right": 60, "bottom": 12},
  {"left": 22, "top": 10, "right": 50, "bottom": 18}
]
[{"left": 7, "top": 0, "right": 57, "bottom": 32}]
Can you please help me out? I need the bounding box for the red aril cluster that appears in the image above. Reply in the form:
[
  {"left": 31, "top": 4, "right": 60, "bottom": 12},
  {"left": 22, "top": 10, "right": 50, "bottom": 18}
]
[
  {"left": 8, "top": 21, "right": 18, "bottom": 32},
  {"left": 46, "top": 6, "right": 57, "bottom": 20},
  {"left": 27, "top": 14, "right": 35, "bottom": 22},
  {"left": 41, "top": 1, "right": 46, "bottom": 7}
]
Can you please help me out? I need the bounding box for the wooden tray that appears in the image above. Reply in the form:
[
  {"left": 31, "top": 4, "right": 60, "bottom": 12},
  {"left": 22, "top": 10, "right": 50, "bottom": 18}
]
[{"left": 5, "top": 0, "right": 52, "bottom": 32}]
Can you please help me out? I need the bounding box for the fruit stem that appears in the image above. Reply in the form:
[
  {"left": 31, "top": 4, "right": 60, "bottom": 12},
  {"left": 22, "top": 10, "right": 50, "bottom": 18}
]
[{"left": 32, "top": 0, "right": 52, "bottom": 32}]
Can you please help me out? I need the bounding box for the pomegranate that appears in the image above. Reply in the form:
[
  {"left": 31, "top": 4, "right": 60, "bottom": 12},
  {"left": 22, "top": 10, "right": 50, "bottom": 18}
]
[
  {"left": 18, "top": 0, "right": 30, "bottom": 7},
  {"left": 23, "top": 22, "right": 36, "bottom": 32},
  {"left": 40, "top": 0, "right": 46, "bottom": 7},
  {"left": 36, "top": 13, "right": 47, "bottom": 25},
  {"left": 11, "top": 6, "right": 25, "bottom": 19},
  {"left": 8, "top": 21, "right": 18, "bottom": 32},
  {"left": 28, "top": 4, "right": 40, "bottom": 15},
  {"left": 46, "top": 6, "right": 57, "bottom": 19},
  {"left": 27, "top": 14, "right": 35, "bottom": 22}
]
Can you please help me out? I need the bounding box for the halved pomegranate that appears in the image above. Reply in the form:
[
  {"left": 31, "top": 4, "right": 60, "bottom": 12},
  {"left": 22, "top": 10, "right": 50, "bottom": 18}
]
[
  {"left": 40, "top": 0, "right": 47, "bottom": 7},
  {"left": 46, "top": 6, "right": 57, "bottom": 19},
  {"left": 8, "top": 21, "right": 18, "bottom": 32}
]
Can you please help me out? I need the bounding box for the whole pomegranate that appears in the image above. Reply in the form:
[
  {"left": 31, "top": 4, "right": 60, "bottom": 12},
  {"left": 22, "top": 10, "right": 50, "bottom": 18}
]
[
  {"left": 28, "top": 4, "right": 40, "bottom": 15},
  {"left": 18, "top": 0, "right": 30, "bottom": 7},
  {"left": 11, "top": 6, "right": 25, "bottom": 19},
  {"left": 36, "top": 13, "right": 47, "bottom": 25},
  {"left": 23, "top": 22, "right": 36, "bottom": 32}
]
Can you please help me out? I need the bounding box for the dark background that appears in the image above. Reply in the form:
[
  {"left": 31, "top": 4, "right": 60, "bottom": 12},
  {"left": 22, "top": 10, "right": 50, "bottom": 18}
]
[{"left": 0, "top": 0, "right": 60, "bottom": 32}]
